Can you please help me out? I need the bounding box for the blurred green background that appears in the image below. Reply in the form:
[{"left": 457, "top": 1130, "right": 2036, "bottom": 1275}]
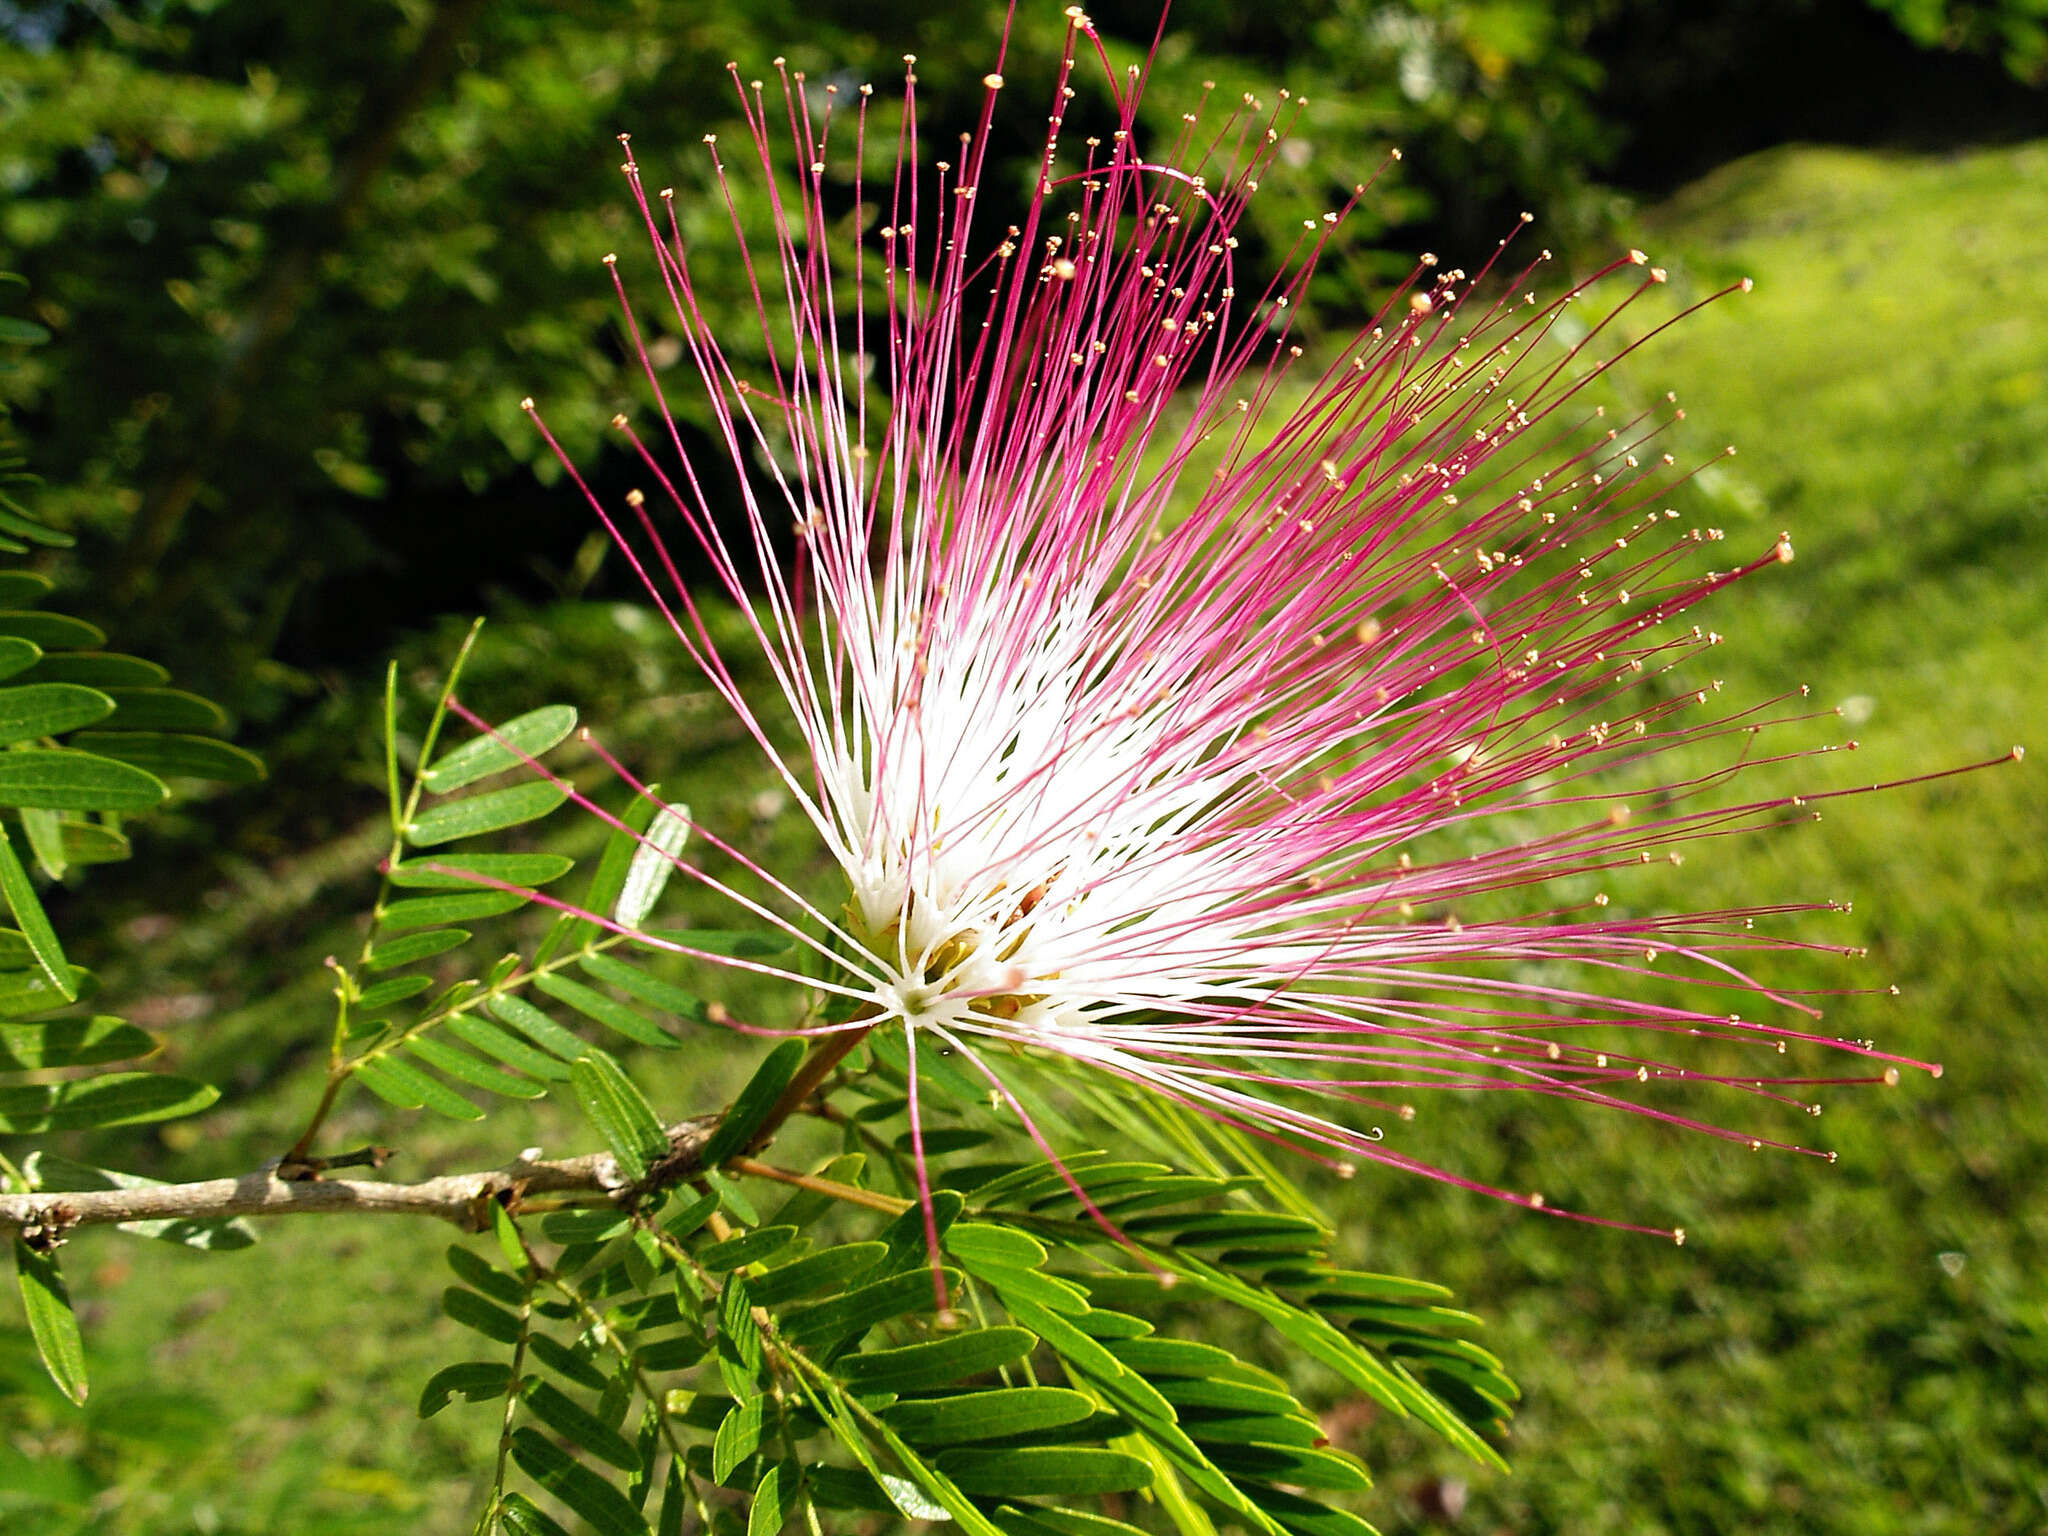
[{"left": 1, "top": 1, "right": 2043, "bottom": 1532}]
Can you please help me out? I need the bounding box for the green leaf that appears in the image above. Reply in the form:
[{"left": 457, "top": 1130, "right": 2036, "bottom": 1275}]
[
  {"left": 749, "top": 1462, "right": 795, "bottom": 1536},
  {"left": 529, "top": 1332, "right": 609, "bottom": 1392},
  {"left": 353, "top": 1054, "right": 483, "bottom": 1120},
  {"left": 0, "top": 508, "right": 71, "bottom": 550},
  {"left": 21, "top": 1152, "right": 254, "bottom": 1250},
  {"left": 572, "top": 1050, "right": 668, "bottom": 1181},
  {"left": 0, "top": 574, "right": 48, "bottom": 609},
  {"left": 747, "top": 1242, "right": 887, "bottom": 1307},
  {"left": 445, "top": 1244, "right": 527, "bottom": 1306},
  {"left": 366, "top": 927, "right": 471, "bottom": 972},
  {"left": 1201, "top": 1444, "right": 1370, "bottom": 1492},
  {"left": 991, "top": 1505, "right": 1154, "bottom": 1536},
  {"left": 378, "top": 890, "right": 527, "bottom": 932},
  {"left": 0, "top": 682, "right": 114, "bottom": 744},
  {"left": 0, "top": 316, "right": 50, "bottom": 345},
  {"left": 421, "top": 705, "right": 578, "bottom": 793},
  {"left": 0, "top": 1073, "right": 217, "bottom": 1133},
  {"left": 535, "top": 973, "right": 677, "bottom": 1050},
  {"left": 555, "top": 792, "right": 666, "bottom": 959},
  {"left": 524, "top": 1377, "right": 642, "bottom": 1472},
  {"left": 497, "top": 1492, "right": 574, "bottom": 1536},
  {"left": 387, "top": 852, "right": 576, "bottom": 890},
  {"left": 713, "top": 1399, "right": 766, "bottom": 1483},
  {"left": 614, "top": 801, "right": 691, "bottom": 929},
  {"left": 0, "top": 638, "right": 41, "bottom": 682},
  {"left": 699, "top": 1038, "right": 808, "bottom": 1167},
  {"left": 22, "top": 652, "right": 166, "bottom": 688},
  {"left": 21, "top": 805, "right": 66, "bottom": 880},
  {"left": 441, "top": 1285, "right": 523, "bottom": 1345},
  {"left": 836, "top": 1326, "right": 1039, "bottom": 1394},
  {"left": 942, "top": 1224, "right": 1050, "bottom": 1269},
  {"left": 701, "top": 1225, "right": 799, "bottom": 1273},
  {"left": 718, "top": 1272, "right": 766, "bottom": 1396},
  {"left": 58, "top": 816, "right": 129, "bottom": 865},
  {"left": 95, "top": 687, "right": 228, "bottom": 734},
  {"left": 0, "top": 823, "right": 70, "bottom": 997},
  {"left": 575, "top": 953, "right": 710, "bottom": 1025},
  {"left": 14, "top": 1239, "right": 87, "bottom": 1405},
  {"left": 443, "top": 1014, "right": 574, "bottom": 1082},
  {"left": 355, "top": 974, "right": 434, "bottom": 1011},
  {"left": 417, "top": 1360, "right": 514, "bottom": 1417},
  {"left": 0, "top": 963, "right": 92, "bottom": 1017},
  {"left": 933, "top": 1448, "right": 1154, "bottom": 1496},
  {"left": 0, "top": 748, "right": 166, "bottom": 811},
  {"left": 0, "top": 611, "right": 103, "bottom": 650},
  {"left": 881, "top": 1387, "right": 1095, "bottom": 1447},
  {"left": 541, "top": 1209, "right": 630, "bottom": 1245},
  {"left": 486, "top": 995, "right": 588, "bottom": 1061},
  {"left": 1248, "top": 1489, "right": 1381, "bottom": 1536},
  {"left": 405, "top": 781, "right": 568, "bottom": 846},
  {"left": 1156, "top": 1379, "right": 1303, "bottom": 1418},
  {"left": 510, "top": 1427, "right": 652, "bottom": 1536},
  {"left": 776, "top": 1268, "right": 960, "bottom": 1352},
  {"left": 1101, "top": 1338, "right": 1244, "bottom": 1378},
  {"left": 0, "top": 1016, "right": 154, "bottom": 1070},
  {"left": 407, "top": 1036, "right": 545, "bottom": 1099},
  {"left": 65, "top": 731, "right": 264, "bottom": 784}
]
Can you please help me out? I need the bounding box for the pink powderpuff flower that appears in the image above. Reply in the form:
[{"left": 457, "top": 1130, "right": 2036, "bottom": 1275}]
[{"left": 507, "top": 11, "right": 2009, "bottom": 1245}]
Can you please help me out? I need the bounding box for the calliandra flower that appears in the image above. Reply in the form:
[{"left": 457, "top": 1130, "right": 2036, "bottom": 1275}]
[{"left": 503, "top": 10, "right": 2016, "bottom": 1247}]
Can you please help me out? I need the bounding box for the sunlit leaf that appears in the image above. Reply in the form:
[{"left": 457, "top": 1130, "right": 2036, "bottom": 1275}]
[
  {"left": 421, "top": 705, "right": 578, "bottom": 793},
  {"left": 0, "top": 1072, "right": 217, "bottom": 1133},
  {"left": 0, "top": 682, "right": 114, "bottom": 744},
  {"left": 510, "top": 1426, "right": 651, "bottom": 1536},
  {"left": 14, "top": 1238, "right": 86, "bottom": 1404},
  {"left": 405, "top": 781, "right": 568, "bottom": 846},
  {"left": 614, "top": 800, "right": 690, "bottom": 929},
  {"left": 417, "top": 1361, "right": 514, "bottom": 1417},
  {"left": 572, "top": 1049, "right": 668, "bottom": 1181},
  {"left": 0, "top": 748, "right": 166, "bottom": 811}
]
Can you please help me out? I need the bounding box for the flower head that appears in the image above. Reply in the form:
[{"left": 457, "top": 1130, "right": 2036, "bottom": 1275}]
[{"left": 515, "top": 17, "right": 1995, "bottom": 1239}]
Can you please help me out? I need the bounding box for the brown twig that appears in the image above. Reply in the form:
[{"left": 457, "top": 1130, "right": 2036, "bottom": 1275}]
[{"left": 3, "top": 1118, "right": 715, "bottom": 1241}]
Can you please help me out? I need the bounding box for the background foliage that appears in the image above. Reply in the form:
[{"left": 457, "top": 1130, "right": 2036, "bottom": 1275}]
[{"left": 0, "top": 1, "right": 2042, "bottom": 1532}]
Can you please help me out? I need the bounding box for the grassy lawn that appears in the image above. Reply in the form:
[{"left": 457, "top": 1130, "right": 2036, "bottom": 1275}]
[{"left": 3, "top": 141, "right": 2043, "bottom": 1534}]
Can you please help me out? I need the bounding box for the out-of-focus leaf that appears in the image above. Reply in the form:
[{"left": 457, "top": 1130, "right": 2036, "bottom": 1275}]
[
  {"left": 0, "top": 637, "right": 41, "bottom": 681},
  {"left": 96, "top": 687, "right": 228, "bottom": 733},
  {"left": 421, "top": 705, "right": 578, "bottom": 793},
  {"left": 0, "top": 963, "right": 92, "bottom": 1017},
  {"left": 0, "top": 1072, "right": 217, "bottom": 1132},
  {"left": 65, "top": 730, "right": 264, "bottom": 784},
  {"left": 22, "top": 652, "right": 167, "bottom": 688},
  {"left": 14, "top": 1238, "right": 87, "bottom": 1404},
  {"left": 57, "top": 818, "right": 129, "bottom": 864},
  {"left": 0, "top": 611, "right": 103, "bottom": 650},
  {"left": 0, "top": 682, "right": 113, "bottom": 744},
  {"left": 0, "top": 1016, "right": 154, "bottom": 1070},
  {"left": 405, "top": 781, "right": 568, "bottom": 846},
  {"left": 0, "top": 748, "right": 166, "bottom": 811}
]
